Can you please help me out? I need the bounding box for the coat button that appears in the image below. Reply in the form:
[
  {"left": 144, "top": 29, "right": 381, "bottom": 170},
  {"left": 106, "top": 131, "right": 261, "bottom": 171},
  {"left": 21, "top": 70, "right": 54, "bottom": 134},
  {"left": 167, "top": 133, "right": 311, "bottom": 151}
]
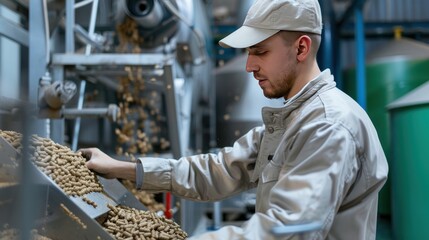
[{"left": 267, "top": 127, "right": 274, "bottom": 133}]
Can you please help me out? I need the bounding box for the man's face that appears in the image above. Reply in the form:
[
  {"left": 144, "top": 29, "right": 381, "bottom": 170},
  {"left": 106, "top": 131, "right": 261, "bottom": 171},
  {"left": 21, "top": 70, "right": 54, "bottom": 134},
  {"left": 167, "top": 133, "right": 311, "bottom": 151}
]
[{"left": 245, "top": 33, "right": 298, "bottom": 99}]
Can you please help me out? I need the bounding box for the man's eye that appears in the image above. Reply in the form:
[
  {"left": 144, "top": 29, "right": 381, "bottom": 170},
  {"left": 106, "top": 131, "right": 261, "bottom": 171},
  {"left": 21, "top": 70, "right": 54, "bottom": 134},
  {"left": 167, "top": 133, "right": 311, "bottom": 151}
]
[{"left": 253, "top": 50, "right": 266, "bottom": 55}]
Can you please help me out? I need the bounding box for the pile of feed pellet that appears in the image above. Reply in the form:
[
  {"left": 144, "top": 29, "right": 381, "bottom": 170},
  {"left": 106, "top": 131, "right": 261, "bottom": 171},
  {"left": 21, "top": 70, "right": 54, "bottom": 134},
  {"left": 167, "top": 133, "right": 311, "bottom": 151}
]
[
  {"left": 30, "top": 135, "right": 103, "bottom": 198},
  {"left": 1, "top": 130, "right": 188, "bottom": 239},
  {"left": 121, "top": 179, "right": 165, "bottom": 213},
  {"left": 0, "top": 130, "right": 103, "bottom": 206},
  {"left": 103, "top": 204, "right": 187, "bottom": 240},
  {"left": 0, "top": 130, "right": 23, "bottom": 152}
]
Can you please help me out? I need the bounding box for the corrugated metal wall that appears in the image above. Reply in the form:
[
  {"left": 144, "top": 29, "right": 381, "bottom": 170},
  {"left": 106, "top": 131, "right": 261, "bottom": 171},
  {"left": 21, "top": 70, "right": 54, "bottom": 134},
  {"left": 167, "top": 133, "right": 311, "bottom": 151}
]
[
  {"left": 339, "top": 0, "right": 429, "bottom": 70},
  {"left": 364, "top": 0, "right": 429, "bottom": 21}
]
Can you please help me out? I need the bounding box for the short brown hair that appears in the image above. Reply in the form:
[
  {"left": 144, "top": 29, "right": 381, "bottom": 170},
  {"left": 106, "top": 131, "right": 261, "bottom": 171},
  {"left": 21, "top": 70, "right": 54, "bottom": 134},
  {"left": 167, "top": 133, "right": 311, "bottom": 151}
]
[{"left": 278, "top": 31, "right": 321, "bottom": 56}]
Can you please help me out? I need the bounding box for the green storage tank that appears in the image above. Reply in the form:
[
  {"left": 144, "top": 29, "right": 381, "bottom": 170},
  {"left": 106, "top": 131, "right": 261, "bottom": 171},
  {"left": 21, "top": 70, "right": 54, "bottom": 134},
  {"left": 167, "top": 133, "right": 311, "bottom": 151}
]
[
  {"left": 388, "top": 81, "right": 429, "bottom": 240},
  {"left": 343, "top": 37, "right": 429, "bottom": 216}
]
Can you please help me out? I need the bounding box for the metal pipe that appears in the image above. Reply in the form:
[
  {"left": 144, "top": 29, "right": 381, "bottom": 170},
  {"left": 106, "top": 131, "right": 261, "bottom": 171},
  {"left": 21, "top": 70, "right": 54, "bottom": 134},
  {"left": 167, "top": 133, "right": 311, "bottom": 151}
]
[
  {"left": 213, "top": 201, "right": 221, "bottom": 230},
  {"left": 71, "top": 80, "right": 86, "bottom": 151},
  {"left": 62, "top": 104, "right": 119, "bottom": 122},
  {"left": 52, "top": 53, "right": 169, "bottom": 66},
  {"left": 42, "top": 0, "right": 50, "bottom": 64},
  {"left": 66, "top": 0, "right": 75, "bottom": 53},
  {"left": 85, "top": 0, "right": 99, "bottom": 55},
  {"left": 355, "top": 5, "right": 366, "bottom": 109},
  {"left": 74, "top": 24, "right": 105, "bottom": 51},
  {"left": 63, "top": 108, "right": 111, "bottom": 117},
  {"left": 0, "top": 96, "right": 25, "bottom": 112}
]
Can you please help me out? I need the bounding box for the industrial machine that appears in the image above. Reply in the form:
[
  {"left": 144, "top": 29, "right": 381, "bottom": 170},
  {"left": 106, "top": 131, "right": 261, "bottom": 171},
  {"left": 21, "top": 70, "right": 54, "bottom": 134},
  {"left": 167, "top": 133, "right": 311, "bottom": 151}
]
[{"left": 1, "top": 0, "right": 215, "bottom": 238}]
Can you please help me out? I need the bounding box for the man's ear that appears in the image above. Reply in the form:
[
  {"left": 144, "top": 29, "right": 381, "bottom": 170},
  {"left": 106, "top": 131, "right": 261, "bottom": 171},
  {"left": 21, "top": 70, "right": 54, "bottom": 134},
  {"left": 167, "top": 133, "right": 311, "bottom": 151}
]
[{"left": 296, "top": 35, "right": 312, "bottom": 62}]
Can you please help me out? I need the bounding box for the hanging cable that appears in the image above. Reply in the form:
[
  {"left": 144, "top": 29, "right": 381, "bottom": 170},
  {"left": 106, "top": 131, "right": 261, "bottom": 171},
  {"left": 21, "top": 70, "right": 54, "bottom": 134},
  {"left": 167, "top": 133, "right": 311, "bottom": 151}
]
[{"left": 42, "top": 0, "right": 50, "bottom": 65}]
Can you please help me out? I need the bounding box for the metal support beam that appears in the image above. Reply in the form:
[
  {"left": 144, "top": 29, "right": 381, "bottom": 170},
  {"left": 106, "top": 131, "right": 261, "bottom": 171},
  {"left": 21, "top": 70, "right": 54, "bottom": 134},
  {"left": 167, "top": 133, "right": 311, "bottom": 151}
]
[
  {"left": 29, "top": 0, "right": 49, "bottom": 138},
  {"left": 66, "top": 0, "right": 75, "bottom": 53},
  {"left": 163, "top": 65, "right": 182, "bottom": 158},
  {"left": 336, "top": 0, "right": 368, "bottom": 108},
  {"left": 340, "top": 21, "right": 429, "bottom": 39},
  {"left": 0, "top": 16, "right": 28, "bottom": 46},
  {"left": 50, "top": 66, "right": 65, "bottom": 143},
  {"left": 338, "top": 0, "right": 368, "bottom": 28},
  {"left": 52, "top": 53, "right": 170, "bottom": 66},
  {"left": 355, "top": 6, "right": 366, "bottom": 109}
]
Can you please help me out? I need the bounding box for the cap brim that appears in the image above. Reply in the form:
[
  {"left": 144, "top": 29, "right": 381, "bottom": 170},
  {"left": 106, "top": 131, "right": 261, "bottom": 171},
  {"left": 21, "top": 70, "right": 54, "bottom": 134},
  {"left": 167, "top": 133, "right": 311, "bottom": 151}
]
[{"left": 219, "top": 26, "right": 279, "bottom": 48}]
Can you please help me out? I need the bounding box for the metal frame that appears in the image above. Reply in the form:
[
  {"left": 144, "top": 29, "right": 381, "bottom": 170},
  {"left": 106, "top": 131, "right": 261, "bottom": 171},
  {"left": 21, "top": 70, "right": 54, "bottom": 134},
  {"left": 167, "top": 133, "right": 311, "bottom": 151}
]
[
  {"left": 23, "top": 0, "right": 212, "bottom": 236},
  {"left": 334, "top": 0, "right": 368, "bottom": 109},
  {"left": 26, "top": 0, "right": 196, "bottom": 236},
  {"left": 29, "top": 0, "right": 51, "bottom": 139},
  {"left": 0, "top": 15, "right": 28, "bottom": 46},
  {"left": 52, "top": 53, "right": 170, "bottom": 66},
  {"left": 54, "top": 0, "right": 205, "bottom": 234},
  {"left": 51, "top": 52, "right": 192, "bottom": 160},
  {"left": 51, "top": 51, "right": 197, "bottom": 231}
]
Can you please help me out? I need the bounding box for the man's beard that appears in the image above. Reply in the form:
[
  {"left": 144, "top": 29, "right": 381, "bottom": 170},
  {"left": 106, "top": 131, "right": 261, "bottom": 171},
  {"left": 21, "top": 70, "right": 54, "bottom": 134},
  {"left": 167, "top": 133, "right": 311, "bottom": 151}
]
[{"left": 263, "top": 69, "right": 296, "bottom": 99}]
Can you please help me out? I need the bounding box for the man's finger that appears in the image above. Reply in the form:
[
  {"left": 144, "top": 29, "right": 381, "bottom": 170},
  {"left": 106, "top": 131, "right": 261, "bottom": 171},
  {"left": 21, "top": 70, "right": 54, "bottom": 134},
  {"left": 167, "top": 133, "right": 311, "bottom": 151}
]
[{"left": 78, "top": 148, "right": 92, "bottom": 161}]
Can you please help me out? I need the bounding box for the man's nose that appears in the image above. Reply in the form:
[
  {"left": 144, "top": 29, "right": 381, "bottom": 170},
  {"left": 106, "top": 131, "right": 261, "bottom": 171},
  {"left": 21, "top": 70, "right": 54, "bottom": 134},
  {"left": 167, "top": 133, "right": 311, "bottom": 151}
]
[{"left": 245, "top": 56, "right": 259, "bottom": 73}]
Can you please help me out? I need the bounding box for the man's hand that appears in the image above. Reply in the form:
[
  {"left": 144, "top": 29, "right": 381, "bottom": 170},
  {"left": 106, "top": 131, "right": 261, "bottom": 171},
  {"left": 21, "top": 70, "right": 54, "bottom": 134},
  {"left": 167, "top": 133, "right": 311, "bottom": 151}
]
[{"left": 79, "top": 148, "right": 135, "bottom": 180}]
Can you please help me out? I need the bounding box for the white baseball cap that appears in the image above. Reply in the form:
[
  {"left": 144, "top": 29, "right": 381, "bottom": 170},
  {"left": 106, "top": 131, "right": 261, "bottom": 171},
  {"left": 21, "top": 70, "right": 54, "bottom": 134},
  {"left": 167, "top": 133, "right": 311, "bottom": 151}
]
[{"left": 219, "top": 0, "right": 323, "bottom": 48}]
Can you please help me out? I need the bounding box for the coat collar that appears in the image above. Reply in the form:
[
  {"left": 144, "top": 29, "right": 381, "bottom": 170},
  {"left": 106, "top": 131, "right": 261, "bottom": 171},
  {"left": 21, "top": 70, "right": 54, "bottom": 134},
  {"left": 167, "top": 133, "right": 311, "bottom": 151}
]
[{"left": 261, "top": 69, "right": 335, "bottom": 127}]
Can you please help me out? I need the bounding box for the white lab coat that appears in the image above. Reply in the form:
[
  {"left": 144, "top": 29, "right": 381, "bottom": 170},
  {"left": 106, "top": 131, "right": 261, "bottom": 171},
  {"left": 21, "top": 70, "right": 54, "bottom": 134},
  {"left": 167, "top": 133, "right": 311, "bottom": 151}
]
[{"left": 139, "top": 69, "right": 388, "bottom": 239}]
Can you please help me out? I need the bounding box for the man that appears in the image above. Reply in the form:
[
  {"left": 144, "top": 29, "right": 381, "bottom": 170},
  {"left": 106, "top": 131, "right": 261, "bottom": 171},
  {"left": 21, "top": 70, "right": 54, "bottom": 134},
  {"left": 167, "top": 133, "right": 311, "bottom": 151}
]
[{"left": 81, "top": 0, "right": 388, "bottom": 239}]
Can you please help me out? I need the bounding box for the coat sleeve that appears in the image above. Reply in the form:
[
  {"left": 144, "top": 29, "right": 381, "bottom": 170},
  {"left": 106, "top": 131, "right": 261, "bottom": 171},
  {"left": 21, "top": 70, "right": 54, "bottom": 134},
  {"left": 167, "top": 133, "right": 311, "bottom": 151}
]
[
  {"left": 140, "top": 126, "right": 263, "bottom": 201},
  {"left": 189, "top": 121, "right": 360, "bottom": 240}
]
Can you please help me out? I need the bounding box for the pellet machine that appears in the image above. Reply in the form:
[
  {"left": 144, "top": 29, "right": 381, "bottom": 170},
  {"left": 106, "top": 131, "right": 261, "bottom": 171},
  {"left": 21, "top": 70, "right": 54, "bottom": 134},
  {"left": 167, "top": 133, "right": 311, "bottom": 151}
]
[{"left": 1, "top": 0, "right": 215, "bottom": 238}]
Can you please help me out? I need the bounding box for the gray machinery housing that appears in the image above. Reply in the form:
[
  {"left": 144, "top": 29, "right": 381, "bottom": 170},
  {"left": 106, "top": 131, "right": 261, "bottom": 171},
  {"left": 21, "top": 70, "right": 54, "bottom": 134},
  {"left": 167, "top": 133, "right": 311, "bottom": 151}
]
[{"left": 1, "top": 0, "right": 215, "bottom": 237}]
